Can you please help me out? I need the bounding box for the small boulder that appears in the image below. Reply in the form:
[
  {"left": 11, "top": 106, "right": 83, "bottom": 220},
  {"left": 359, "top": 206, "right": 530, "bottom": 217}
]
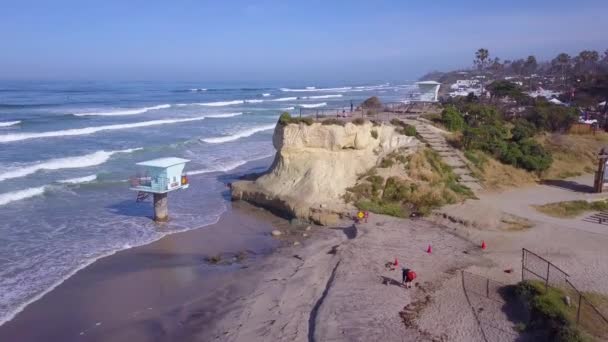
[
  {"left": 305, "top": 226, "right": 312, "bottom": 231},
  {"left": 293, "top": 241, "right": 300, "bottom": 246},
  {"left": 271, "top": 230, "right": 282, "bottom": 237},
  {"left": 302, "top": 233, "right": 308, "bottom": 237}
]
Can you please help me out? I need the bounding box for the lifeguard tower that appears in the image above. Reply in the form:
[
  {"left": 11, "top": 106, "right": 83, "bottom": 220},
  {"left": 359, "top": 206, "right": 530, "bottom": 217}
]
[{"left": 129, "top": 157, "right": 190, "bottom": 222}]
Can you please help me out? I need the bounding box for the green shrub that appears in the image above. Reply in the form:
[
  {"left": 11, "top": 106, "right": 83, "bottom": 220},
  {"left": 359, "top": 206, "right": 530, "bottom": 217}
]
[
  {"left": 526, "top": 103, "right": 579, "bottom": 133},
  {"left": 278, "top": 112, "right": 314, "bottom": 126},
  {"left": 464, "top": 150, "right": 487, "bottom": 170},
  {"left": 370, "top": 130, "right": 379, "bottom": 139},
  {"left": 511, "top": 119, "right": 537, "bottom": 141},
  {"left": 352, "top": 117, "right": 366, "bottom": 125},
  {"left": 441, "top": 106, "right": 465, "bottom": 131},
  {"left": 322, "top": 118, "right": 345, "bottom": 126},
  {"left": 403, "top": 125, "right": 417, "bottom": 136},
  {"left": 361, "top": 96, "right": 382, "bottom": 109},
  {"left": 379, "top": 158, "right": 395, "bottom": 168}
]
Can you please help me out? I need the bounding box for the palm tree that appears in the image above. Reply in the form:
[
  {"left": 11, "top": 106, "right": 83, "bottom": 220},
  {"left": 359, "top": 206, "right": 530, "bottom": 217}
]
[
  {"left": 552, "top": 53, "right": 571, "bottom": 87},
  {"left": 474, "top": 48, "right": 489, "bottom": 71},
  {"left": 474, "top": 48, "right": 490, "bottom": 96}
]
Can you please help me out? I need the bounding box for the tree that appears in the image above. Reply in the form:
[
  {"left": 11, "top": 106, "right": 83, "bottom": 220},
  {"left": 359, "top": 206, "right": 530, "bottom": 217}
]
[
  {"left": 523, "top": 55, "right": 538, "bottom": 75},
  {"left": 574, "top": 50, "right": 600, "bottom": 78},
  {"left": 551, "top": 53, "right": 571, "bottom": 86},
  {"left": 489, "top": 57, "right": 504, "bottom": 75},
  {"left": 474, "top": 48, "right": 490, "bottom": 71},
  {"left": 510, "top": 59, "right": 525, "bottom": 75},
  {"left": 486, "top": 80, "right": 524, "bottom": 100}
]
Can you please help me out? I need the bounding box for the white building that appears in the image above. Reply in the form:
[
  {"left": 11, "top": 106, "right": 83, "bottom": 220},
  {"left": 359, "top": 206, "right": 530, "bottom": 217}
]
[{"left": 415, "top": 81, "right": 441, "bottom": 102}]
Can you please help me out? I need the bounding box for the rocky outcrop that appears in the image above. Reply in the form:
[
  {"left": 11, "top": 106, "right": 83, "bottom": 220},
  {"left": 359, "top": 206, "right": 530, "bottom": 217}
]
[{"left": 231, "top": 120, "right": 418, "bottom": 225}]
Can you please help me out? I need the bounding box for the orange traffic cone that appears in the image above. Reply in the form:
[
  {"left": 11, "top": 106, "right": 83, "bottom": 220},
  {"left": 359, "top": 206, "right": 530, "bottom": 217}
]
[
  {"left": 394, "top": 258, "right": 399, "bottom": 267},
  {"left": 427, "top": 245, "right": 432, "bottom": 254},
  {"left": 481, "top": 241, "right": 487, "bottom": 250}
]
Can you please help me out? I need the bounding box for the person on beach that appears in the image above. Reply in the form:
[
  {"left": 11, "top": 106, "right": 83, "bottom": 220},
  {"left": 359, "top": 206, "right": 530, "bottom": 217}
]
[
  {"left": 356, "top": 211, "right": 364, "bottom": 223},
  {"left": 402, "top": 268, "right": 417, "bottom": 288}
]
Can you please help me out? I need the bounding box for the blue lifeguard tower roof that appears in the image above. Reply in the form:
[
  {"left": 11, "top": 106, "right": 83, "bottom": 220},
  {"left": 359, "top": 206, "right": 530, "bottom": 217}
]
[{"left": 136, "top": 157, "right": 190, "bottom": 168}]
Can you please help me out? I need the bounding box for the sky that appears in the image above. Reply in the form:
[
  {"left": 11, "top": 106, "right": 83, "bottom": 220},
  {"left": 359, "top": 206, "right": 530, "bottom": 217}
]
[{"left": 0, "top": 0, "right": 607, "bottom": 83}]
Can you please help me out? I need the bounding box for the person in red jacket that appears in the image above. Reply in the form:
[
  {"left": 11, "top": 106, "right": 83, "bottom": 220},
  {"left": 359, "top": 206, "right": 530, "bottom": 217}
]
[{"left": 402, "top": 268, "right": 417, "bottom": 288}]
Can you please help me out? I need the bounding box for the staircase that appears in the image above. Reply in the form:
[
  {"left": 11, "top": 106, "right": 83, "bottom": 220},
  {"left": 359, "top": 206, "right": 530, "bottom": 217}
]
[{"left": 406, "top": 118, "right": 483, "bottom": 193}]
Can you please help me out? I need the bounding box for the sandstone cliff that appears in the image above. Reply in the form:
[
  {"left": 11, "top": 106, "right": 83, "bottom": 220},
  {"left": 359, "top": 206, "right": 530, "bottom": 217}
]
[{"left": 231, "top": 120, "right": 418, "bottom": 225}]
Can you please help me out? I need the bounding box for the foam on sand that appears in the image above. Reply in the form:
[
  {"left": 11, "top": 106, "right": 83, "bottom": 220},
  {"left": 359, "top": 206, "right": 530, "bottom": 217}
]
[
  {"left": 0, "top": 116, "right": 208, "bottom": 143},
  {"left": 57, "top": 174, "right": 98, "bottom": 184},
  {"left": 300, "top": 102, "right": 327, "bottom": 108},
  {"left": 0, "top": 148, "right": 142, "bottom": 182},
  {"left": 201, "top": 124, "right": 276, "bottom": 144},
  {"left": 0, "top": 120, "right": 21, "bottom": 127},
  {"left": 73, "top": 104, "right": 170, "bottom": 116},
  {"left": 0, "top": 186, "right": 46, "bottom": 206},
  {"left": 271, "top": 97, "right": 297, "bottom": 102}
]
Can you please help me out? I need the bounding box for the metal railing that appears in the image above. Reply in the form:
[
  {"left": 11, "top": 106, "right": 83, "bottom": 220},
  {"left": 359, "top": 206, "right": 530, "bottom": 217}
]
[{"left": 522, "top": 248, "right": 608, "bottom": 337}]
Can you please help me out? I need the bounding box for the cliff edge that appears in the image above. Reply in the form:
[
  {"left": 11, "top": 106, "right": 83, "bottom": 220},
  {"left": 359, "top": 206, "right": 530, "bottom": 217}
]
[{"left": 231, "top": 120, "right": 418, "bottom": 225}]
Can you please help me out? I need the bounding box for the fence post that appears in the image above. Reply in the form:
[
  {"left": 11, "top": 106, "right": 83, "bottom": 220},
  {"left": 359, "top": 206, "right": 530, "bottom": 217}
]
[
  {"left": 521, "top": 249, "right": 525, "bottom": 282},
  {"left": 486, "top": 278, "right": 490, "bottom": 298},
  {"left": 576, "top": 293, "right": 582, "bottom": 325},
  {"left": 299, "top": 107, "right": 302, "bottom": 118},
  {"left": 546, "top": 262, "right": 550, "bottom": 291}
]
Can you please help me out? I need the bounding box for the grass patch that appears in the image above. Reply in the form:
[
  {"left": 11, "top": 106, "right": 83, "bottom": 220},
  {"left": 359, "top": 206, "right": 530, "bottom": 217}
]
[
  {"left": 356, "top": 199, "right": 409, "bottom": 218},
  {"left": 516, "top": 280, "right": 600, "bottom": 341},
  {"left": 371, "top": 129, "right": 378, "bottom": 139},
  {"left": 534, "top": 200, "right": 608, "bottom": 218},
  {"left": 322, "top": 118, "right": 346, "bottom": 126},
  {"left": 390, "top": 118, "right": 417, "bottom": 136},
  {"left": 464, "top": 150, "right": 488, "bottom": 170},
  {"left": 345, "top": 149, "right": 474, "bottom": 217},
  {"left": 352, "top": 117, "right": 366, "bottom": 125},
  {"left": 279, "top": 112, "right": 313, "bottom": 126},
  {"left": 539, "top": 133, "right": 608, "bottom": 180}
]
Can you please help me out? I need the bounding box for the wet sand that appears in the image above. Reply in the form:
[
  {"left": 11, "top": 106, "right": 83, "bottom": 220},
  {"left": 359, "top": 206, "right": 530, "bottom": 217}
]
[{"left": 0, "top": 201, "right": 296, "bottom": 342}]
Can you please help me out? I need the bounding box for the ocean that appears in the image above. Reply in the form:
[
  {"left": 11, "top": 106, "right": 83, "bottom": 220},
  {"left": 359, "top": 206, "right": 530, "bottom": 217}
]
[{"left": 0, "top": 80, "right": 416, "bottom": 325}]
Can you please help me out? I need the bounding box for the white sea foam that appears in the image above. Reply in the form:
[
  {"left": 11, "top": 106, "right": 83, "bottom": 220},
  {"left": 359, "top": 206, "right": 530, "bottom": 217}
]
[
  {"left": 189, "top": 88, "right": 207, "bottom": 92},
  {"left": 0, "top": 121, "right": 21, "bottom": 127},
  {"left": 303, "top": 94, "right": 342, "bottom": 99},
  {"left": 245, "top": 99, "right": 264, "bottom": 103},
  {"left": 0, "top": 148, "right": 141, "bottom": 182},
  {"left": 0, "top": 116, "right": 207, "bottom": 143},
  {"left": 0, "top": 186, "right": 46, "bottom": 206},
  {"left": 57, "top": 174, "right": 98, "bottom": 184},
  {"left": 201, "top": 124, "right": 275, "bottom": 144},
  {"left": 281, "top": 107, "right": 295, "bottom": 110},
  {"left": 73, "top": 104, "right": 171, "bottom": 116},
  {"left": 271, "top": 97, "right": 297, "bottom": 102},
  {"left": 280, "top": 86, "right": 352, "bottom": 92},
  {"left": 262, "top": 93, "right": 271, "bottom": 97},
  {"left": 187, "top": 153, "right": 274, "bottom": 175},
  {"left": 197, "top": 100, "right": 244, "bottom": 107},
  {"left": 300, "top": 102, "right": 327, "bottom": 108},
  {"left": 204, "top": 112, "right": 243, "bottom": 119}
]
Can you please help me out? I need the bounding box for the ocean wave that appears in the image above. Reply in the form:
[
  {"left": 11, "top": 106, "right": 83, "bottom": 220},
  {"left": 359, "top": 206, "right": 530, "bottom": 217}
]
[
  {"left": 57, "top": 174, "right": 97, "bottom": 184},
  {"left": 187, "top": 153, "right": 274, "bottom": 175},
  {"left": 0, "top": 121, "right": 21, "bottom": 127},
  {"left": 262, "top": 93, "right": 271, "bottom": 97},
  {"left": 204, "top": 112, "right": 243, "bottom": 119},
  {"left": 73, "top": 104, "right": 171, "bottom": 117},
  {"left": 303, "top": 94, "right": 342, "bottom": 99},
  {"left": 0, "top": 148, "right": 142, "bottom": 182},
  {"left": 190, "top": 88, "right": 207, "bottom": 92},
  {"left": 271, "top": 97, "right": 297, "bottom": 102},
  {"left": 280, "top": 86, "right": 352, "bottom": 92},
  {"left": 200, "top": 124, "right": 275, "bottom": 144},
  {"left": 0, "top": 186, "right": 46, "bottom": 206},
  {"left": 300, "top": 102, "right": 327, "bottom": 108},
  {"left": 281, "top": 107, "right": 295, "bottom": 110},
  {"left": 245, "top": 99, "right": 264, "bottom": 104},
  {"left": 197, "top": 100, "right": 244, "bottom": 107},
  {"left": 0, "top": 116, "right": 207, "bottom": 143}
]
